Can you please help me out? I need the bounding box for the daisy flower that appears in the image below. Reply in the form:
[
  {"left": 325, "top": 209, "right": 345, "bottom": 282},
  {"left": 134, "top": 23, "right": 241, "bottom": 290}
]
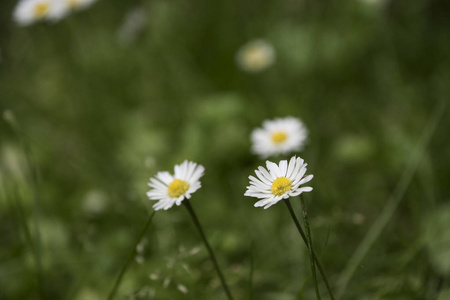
[
  {"left": 13, "top": 0, "right": 67, "bottom": 26},
  {"left": 251, "top": 117, "right": 308, "bottom": 158},
  {"left": 236, "top": 39, "right": 275, "bottom": 73},
  {"left": 244, "top": 156, "right": 313, "bottom": 209},
  {"left": 146, "top": 160, "right": 205, "bottom": 211}
]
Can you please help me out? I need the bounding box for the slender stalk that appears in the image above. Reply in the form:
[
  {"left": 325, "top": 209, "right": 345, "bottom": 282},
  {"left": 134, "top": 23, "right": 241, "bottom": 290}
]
[
  {"left": 107, "top": 212, "right": 155, "bottom": 300},
  {"left": 183, "top": 200, "right": 234, "bottom": 300},
  {"left": 300, "top": 197, "right": 321, "bottom": 300},
  {"left": 284, "top": 199, "right": 335, "bottom": 300}
]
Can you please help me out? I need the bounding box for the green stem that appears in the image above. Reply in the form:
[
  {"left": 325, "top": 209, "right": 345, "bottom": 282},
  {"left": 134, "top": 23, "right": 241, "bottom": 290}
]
[
  {"left": 183, "top": 200, "right": 234, "bottom": 300},
  {"left": 300, "top": 197, "right": 321, "bottom": 300},
  {"left": 284, "top": 199, "right": 335, "bottom": 300},
  {"left": 107, "top": 212, "right": 155, "bottom": 300}
]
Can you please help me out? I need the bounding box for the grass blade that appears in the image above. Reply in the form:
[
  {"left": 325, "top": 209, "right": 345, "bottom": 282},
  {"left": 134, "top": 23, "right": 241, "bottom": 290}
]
[
  {"left": 336, "top": 99, "right": 448, "bottom": 298},
  {"left": 107, "top": 211, "right": 156, "bottom": 300}
]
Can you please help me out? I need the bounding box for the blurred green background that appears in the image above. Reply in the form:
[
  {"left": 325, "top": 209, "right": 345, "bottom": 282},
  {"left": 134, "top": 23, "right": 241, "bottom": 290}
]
[{"left": 1, "top": 0, "right": 450, "bottom": 299}]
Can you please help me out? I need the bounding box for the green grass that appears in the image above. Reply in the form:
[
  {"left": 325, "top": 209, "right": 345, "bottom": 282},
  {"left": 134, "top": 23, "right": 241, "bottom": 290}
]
[{"left": 1, "top": 0, "right": 450, "bottom": 299}]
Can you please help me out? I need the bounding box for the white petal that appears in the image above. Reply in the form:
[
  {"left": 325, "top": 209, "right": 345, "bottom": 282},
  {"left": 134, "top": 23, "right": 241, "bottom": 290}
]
[
  {"left": 298, "top": 174, "right": 314, "bottom": 185},
  {"left": 264, "top": 201, "right": 280, "bottom": 209},
  {"left": 286, "top": 156, "right": 297, "bottom": 178},
  {"left": 266, "top": 161, "right": 281, "bottom": 178},
  {"left": 254, "top": 198, "right": 275, "bottom": 207},
  {"left": 148, "top": 178, "right": 167, "bottom": 189},
  {"left": 279, "top": 160, "right": 288, "bottom": 177},
  {"left": 189, "top": 164, "right": 205, "bottom": 184},
  {"left": 290, "top": 186, "right": 313, "bottom": 197},
  {"left": 289, "top": 159, "right": 303, "bottom": 181},
  {"left": 292, "top": 165, "right": 308, "bottom": 185},
  {"left": 156, "top": 171, "right": 173, "bottom": 185},
  {"left": 255, "top": 168, "right": 272, "bottom": 185},
  {"left": 184, "top": 161, "right": 196, "bottom": 181}
]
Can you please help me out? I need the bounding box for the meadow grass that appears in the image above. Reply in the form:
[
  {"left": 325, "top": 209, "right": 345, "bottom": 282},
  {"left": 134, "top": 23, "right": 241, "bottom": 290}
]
[{"left": 1, "top": 0, "right": 450, "bottom": 299}]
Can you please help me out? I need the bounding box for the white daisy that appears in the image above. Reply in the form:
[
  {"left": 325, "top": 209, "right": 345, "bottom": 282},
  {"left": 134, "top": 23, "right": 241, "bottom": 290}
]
[
  {"left": 236, "top": 39, "right": 275, "bottom": 73},
  {"left": 251, "top": 117, "right": 308, "bottom": 158},
  {"left": 13, "top": 0, "right": 67, "bottom": 26},
  {"left": 146, "top": 160, "right": 205, "bottom": 211},
  {"left": 244, "top": 156, "right": 313, "bottom": 209}
]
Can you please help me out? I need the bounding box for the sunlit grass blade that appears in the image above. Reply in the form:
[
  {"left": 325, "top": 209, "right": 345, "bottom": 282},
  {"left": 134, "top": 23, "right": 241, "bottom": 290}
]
[
  {"left": 107, "top": 211, "right": 156, "bottom": 300},
  {"left": 183, "top": 199, "right": 234, "bottom": 300},
  {"left": 336, "top": 99, "right": 448, "bottom": 299},
  {"left": 300, "top": 197, "right": 321, "bottom": 300},
  {"left": 284, "top": 199, "right": 335, "bottom": 300}
]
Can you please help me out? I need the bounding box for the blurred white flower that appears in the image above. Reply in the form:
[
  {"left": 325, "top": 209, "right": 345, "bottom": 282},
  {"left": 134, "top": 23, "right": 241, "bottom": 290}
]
[
  {"left": 13, "top": 0, "right": 67, "bottom": 26},
  {"left": 146, "top": 160, "right": 205, "bottom": 211},
  {"left": 236, "top": 39, "right": 275, "bottom": 73},
  {"left": 244, "top": 156, "right": 313, "bottom": 209},
  {"left": 13, "top": 0, "right": 98, "bottom": 26},
  {"left": 251, "top": 117, "right": 308, "bottom": 158}
]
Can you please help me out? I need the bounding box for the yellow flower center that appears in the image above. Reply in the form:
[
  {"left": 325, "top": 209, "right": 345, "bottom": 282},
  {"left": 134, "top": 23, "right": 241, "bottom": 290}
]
[
  {"left": 271, "top": 131, "right": 288, "bottom": 144},
  {"left": 33, "top": 2, "right": 49, "bottom": 18},
  {"left": 245, "top": 47, "right": 267, "bottom": 68},
  {"left": 271, "top": 177, "right": 292, "bottom": 196},
  {"left": 168, "top": 179, "right": 190, "bottom": 198}
]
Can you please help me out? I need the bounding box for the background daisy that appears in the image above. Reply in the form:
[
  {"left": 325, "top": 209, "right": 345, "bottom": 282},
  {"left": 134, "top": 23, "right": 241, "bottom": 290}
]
[
  {"left": 13, "top": 0, "right": 67, "bottom": 26},
  {"left": 251, "top": 117, "right": 308, "bottom": 158},
  {"left": 146, "top": 160, "right": 204, "bottom": 211},
  {"left": 236, "top": 39, "right": 275, "bottom": 73},
  {"left": 245, "top": 156, "right": 313, "bottom": 209}
]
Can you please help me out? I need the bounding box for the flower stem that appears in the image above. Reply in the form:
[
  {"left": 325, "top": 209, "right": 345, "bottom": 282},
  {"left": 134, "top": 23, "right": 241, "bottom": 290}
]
[
  {"left": 107, "top": 211, "right": 155, "bottom": 300},
  {"left": 300, "top": 197, "right": 321, "bottom": 300},
  {"left": 284, "top": 199, "right": 335, "bottom": 300},
  {"left": 183, "top": 200, "right": 234, "bottom": 300}
]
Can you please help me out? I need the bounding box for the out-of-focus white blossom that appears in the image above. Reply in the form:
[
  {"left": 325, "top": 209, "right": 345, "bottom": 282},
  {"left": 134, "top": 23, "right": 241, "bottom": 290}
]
[
  {"left": 251, "top": 117, "right": 308, "bottom": 158},
  {"left": 236, "top": 39, "right": 276, "bottom": 73}
]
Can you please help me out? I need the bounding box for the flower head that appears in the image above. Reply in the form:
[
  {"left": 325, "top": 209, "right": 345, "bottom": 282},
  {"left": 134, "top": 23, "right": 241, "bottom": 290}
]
[
  {"left": 13, "top": 0, "right": 67, "bottom": 26},
  {"left": 251, "top": 117, "right": 308, "bottom": 158},
  {"left": 146, "top": 160, "right": 205, "bottom": 211},
  {"left": 236, "top": 39, "right": 275, "bottom": 73},
  {"left": 244, "top": 156, "right": 313, "bottom": 209}
]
